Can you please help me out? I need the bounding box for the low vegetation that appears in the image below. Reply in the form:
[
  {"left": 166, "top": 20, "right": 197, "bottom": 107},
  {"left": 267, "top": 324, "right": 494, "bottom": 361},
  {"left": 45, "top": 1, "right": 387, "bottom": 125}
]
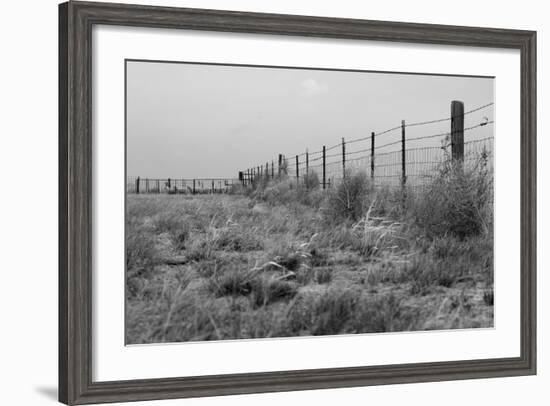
[{"left": 126, "top": 158, "right": 493, "bottom": 344}]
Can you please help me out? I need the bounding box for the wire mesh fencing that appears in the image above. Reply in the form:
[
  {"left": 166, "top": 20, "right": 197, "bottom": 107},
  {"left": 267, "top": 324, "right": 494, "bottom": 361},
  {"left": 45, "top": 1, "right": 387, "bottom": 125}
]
[{"left": 239, "top": 100, "right": 494, "bottom": 190}]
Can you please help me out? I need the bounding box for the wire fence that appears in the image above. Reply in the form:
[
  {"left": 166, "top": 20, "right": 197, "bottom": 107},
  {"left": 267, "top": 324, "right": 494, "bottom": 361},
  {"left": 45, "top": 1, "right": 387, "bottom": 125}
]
[
  {"left": 126, "top": 177, "right": 239, "bottom": 194},
  {"left": 239, "top": 100, "right": 494, "bottom": 189}
]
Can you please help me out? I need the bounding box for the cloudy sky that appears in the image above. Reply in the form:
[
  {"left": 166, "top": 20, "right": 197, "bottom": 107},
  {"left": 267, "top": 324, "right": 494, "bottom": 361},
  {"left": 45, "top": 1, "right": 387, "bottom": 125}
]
[{"left": 126, "top": 60, "right": 494, "bottom": 179}]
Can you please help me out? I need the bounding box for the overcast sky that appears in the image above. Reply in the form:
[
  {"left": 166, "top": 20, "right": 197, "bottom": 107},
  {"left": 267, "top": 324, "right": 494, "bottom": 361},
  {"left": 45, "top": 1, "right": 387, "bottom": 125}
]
[{"left": 126, "top": 60, "right": 494, "bottom": 178}]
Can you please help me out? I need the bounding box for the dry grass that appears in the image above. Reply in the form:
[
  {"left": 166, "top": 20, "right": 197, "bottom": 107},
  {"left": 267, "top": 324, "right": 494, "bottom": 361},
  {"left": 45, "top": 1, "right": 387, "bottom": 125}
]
[{"left": 126, "top": 164, "right": 493, "bottom": 344}]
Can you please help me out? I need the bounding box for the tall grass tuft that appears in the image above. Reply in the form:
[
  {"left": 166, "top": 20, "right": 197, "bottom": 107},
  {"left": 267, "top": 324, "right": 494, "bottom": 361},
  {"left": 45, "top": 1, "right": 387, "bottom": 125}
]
[{"left": 412, "top": 156, "right": 493, "bottom": 239}]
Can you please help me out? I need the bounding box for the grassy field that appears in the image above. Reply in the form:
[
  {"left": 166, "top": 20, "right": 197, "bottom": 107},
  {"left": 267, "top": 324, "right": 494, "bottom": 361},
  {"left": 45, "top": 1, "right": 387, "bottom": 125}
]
[{"left": 126, "top": 165, "right": 493, "bottom": 344}]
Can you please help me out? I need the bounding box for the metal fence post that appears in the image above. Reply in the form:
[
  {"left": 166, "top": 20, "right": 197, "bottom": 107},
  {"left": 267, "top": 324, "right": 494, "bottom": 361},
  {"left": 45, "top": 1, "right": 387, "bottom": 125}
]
[
  {"left": 342, "top": 137, "right": 346, "bottom": 179},
  {"left": 371, "top": 132, "right": 375, "bottom": 180},
  {"left": 322, "top": 145, "right": 326, "bottom": 190},
  {"left": 401, "top": 120, "right": 406, "bottom": 186}
]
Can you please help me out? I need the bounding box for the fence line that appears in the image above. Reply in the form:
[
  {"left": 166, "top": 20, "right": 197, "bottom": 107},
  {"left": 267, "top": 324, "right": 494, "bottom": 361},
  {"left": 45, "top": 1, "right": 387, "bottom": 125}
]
[
  {"left": 126, "top": 177, "right": 238, "bottom": 194},
  {"left": 239, "top": 100, "right": 494, "bottom": 189}
]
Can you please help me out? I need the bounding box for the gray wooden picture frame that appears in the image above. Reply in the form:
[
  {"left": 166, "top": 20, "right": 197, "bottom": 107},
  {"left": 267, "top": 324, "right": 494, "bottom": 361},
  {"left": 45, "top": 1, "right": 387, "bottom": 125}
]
[{"left": 59, "top": 1, "right": 536, "bottom": 404}]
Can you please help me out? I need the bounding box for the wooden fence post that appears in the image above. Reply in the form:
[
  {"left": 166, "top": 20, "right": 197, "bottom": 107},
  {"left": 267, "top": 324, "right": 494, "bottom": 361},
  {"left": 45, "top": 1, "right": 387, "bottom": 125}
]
[
  {"left": 146, "top": 178, "right": 149, "bottom": 193},
  {"left": 296, "top": 155, "right": 299, "bottom": 183},
  {"left": 306, "top": 149, "right": 309, "bottom": 176},
  {"left": 371, "top": 132, "right": 375, "bottom": 180},
  {"left": 193, "top": 179, "right": 196, "bottom": 195},
  {"left": 322, "top": 145, "right": 326, "bottom": 190},
  {"left": 451, "top": 100, "right": 465, "bottom": 162},
  {"left": 135, "top": 176, "right": 140, "bottom": 194},
  {"left": 342, "top": 137, "right": 346, "bottom": 179},
  {"left": 167, "top": 178, "right": 171, "bottom": 189},
  {"left": 265, "top": 162, "right": 269, "bottom": 179},
  {"left": 211, "top": 179, "right": 214, "bottom": 193},
  {"left": 278, "top": 154, "right": 283, "bottom": 176},
  {"left": 271, "top": 161, "right": 274, "bottom": 179},
  {"left": 401, "top": 120, "right": 406, "bottom": 186},
  {"left": 156, "top": 179, "right": 160, "bottom": 193}
]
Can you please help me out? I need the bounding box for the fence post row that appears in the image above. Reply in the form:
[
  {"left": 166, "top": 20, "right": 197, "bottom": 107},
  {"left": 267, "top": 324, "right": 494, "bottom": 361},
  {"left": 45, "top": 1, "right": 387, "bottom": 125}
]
[
  {"left": 150, "top": 99, "right": 470, "bottom": 196},
  {"left": 401, "top": 120, "right": 406, "bottom": 186},
  {"left": 451, "top": 100, "right": 465, "bottom": 162}
]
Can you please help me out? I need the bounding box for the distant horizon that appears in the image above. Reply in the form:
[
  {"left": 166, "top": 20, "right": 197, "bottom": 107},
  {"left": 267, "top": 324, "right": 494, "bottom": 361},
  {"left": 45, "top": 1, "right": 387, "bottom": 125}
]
[{"left": 126, "top": 60, "right": 494, "bottom": 179}]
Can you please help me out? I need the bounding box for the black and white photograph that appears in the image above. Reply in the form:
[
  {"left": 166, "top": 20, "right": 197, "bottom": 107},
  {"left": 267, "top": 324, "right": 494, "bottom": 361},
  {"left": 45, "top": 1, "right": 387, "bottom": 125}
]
[{"left": 125, "top": 60, "right": 495, "bottom": 344}]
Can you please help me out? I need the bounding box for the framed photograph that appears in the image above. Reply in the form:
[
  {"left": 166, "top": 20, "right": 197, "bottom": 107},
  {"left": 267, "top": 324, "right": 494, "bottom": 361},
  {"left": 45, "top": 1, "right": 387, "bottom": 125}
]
[{"left": 59, "top": 1, "right": 536, "bottom": 404}]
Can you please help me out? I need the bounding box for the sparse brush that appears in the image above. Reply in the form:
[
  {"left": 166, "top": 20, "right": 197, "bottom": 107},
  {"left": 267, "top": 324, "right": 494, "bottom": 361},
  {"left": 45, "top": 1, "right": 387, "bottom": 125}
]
[
  {"left": 126, "top": 222, "right": 158, "bottom": 271},
  {"left": 351, "top": 293, "right": 409, "bottom": 333},
  {"left": 325, "top": 170, "right": 373, "bottom": 222},
  {"left": 215, "top": 227, "right": 263, "bottom": 252},
  {"left": 303, "top": 170, "right": 320, "bottom": 190},
  {"left": 268, "top": 240, "right": 313, "bottom": 272},
  {"left": 406, "top": 254, "right": 470, "bottom": 296},
  {"left": 250, "top": 276, "right": 298, "bottom": 308},
  {"left": 153, "top": 213, "right": 191, "bottom": 249},
  {"left": 315, "top": 267, "right": 333, "bottom": 284},
  {"left": 288, "top": 288, "right": 358, "bottom": 335},
  {"left": 208, "top": 267, "right": 257, "bottom": 297},
  {"left": 413, "top": 156, "right": 493, "bottom": 239},
  {"left": 337, "top": 199, "right": 406, "bottom": 260}
]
